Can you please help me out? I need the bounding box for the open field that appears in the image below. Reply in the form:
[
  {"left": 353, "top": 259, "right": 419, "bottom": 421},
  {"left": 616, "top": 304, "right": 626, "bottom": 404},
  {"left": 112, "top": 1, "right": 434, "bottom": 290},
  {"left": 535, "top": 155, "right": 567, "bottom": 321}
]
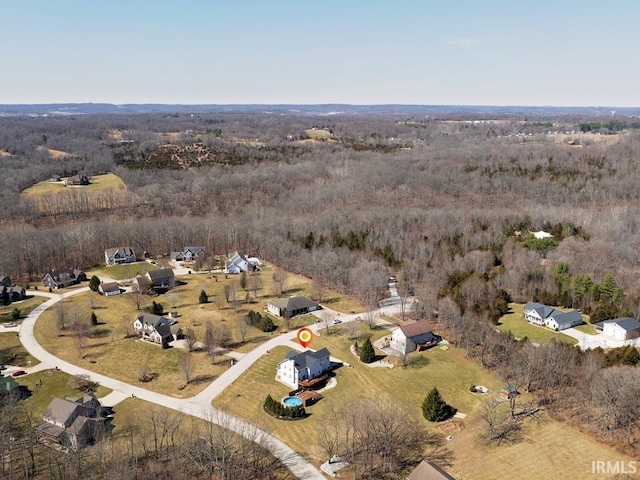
[
  {"left": 497, "top": 304, "right": 579, "bottom": 345},
  {"left": 36, "top": 145, "right": 71, "bottom": 158},
  {"left": 305, "top": 128, "right": 333, "bottom": 140},
  {"left": 22, "top": 172, "right": 126, "bottom": 196}
]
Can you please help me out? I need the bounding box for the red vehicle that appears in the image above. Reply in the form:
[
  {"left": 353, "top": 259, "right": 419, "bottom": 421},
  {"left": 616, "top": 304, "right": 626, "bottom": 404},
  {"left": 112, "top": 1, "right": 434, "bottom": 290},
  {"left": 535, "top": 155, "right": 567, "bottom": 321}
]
[{"left": 11, "top": 369, "right": 26, "bottom": 377}]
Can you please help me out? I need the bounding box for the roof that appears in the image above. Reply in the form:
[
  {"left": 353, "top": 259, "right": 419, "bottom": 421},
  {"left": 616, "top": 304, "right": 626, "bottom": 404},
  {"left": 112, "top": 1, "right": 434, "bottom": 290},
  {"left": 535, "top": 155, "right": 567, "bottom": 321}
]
[
  {"left": 105, "top": 246, "right": 134, "bottom": 256},
  {"left": 0, "top": 375, "right": 19, "bottom": 392},
  {"left": 596, "top": 317, "right": 640, "bottom": 331},
  {"left": 99, "top": 282, "right": 120, "bottom": 293},
  {"left": 271, "top": 295, "right": 319, "bottom": 311},
  {"left": 407, "top": 460, "right": 455, "bottom": 480},
  {"left": 135, "top": 313, "right": 172, "bottom": 329},
  {"left": 155, "top": 322, "right": 173, "bottom": 339},
  {"left": 147, "top": 268, "right": 174, "bottom": 282},
  {"left": 398, "top": 320, "right": 433, "bottom": 338},
  {"left": 550, "top": 310, "right": 582, "bottom": 325},
  {"left": 523, "top": 302, "right": 556, "bottom": 319},
  {"left": 285, "top": 348, "right": 331, "bottom": 370},
  {"left": 43, "top": 398, "right": 88, "bottom": 427}
]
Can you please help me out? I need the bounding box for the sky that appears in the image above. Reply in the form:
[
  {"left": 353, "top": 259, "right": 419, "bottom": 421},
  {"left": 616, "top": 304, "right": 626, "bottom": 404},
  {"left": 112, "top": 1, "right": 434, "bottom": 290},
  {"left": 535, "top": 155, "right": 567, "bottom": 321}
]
[{"left": 2, "top": 0, "right": 639, "bottom": 106}]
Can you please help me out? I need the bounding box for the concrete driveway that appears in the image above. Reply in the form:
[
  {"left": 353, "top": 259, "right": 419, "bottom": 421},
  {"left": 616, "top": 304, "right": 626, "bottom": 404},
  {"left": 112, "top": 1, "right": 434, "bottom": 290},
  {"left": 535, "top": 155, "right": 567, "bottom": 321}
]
[{"left": 562, "top": 327, "right": 633, "bottom": 350}]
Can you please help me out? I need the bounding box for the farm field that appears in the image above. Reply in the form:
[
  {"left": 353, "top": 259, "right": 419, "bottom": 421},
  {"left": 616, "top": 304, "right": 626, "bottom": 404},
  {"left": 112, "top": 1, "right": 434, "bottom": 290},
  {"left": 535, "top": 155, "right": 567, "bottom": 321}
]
[{"left": 497, "top": 303, "right": 579, "bottom": 345}]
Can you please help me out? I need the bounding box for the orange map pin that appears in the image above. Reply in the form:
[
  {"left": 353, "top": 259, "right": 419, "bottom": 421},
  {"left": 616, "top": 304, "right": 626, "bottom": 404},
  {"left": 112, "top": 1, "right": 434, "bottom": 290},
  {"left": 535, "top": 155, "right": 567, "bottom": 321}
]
[{"left": 297, "top": 327, "right": 314, "bottom": 348}]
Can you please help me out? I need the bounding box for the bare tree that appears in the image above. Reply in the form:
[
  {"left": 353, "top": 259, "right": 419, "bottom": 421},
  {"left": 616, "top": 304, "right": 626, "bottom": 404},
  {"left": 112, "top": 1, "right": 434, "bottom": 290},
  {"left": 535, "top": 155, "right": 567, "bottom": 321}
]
[
  {"left": 184, "top": 327, "right": 198, "bottom": 352},
  {"left": 178, "top": 353, "right": 194, "bottom": 384},
  {"left": 236, "top": 317, "right": 250, "bottom": 344},
  {"left": 247, "top": 275, "right": 262, "bottom": 300},
  {"left": 138, "top": 364, "right": 152, "bottom": 382},
  {"left": 272, "top": 271, "right": 288, "bottom": 297}
]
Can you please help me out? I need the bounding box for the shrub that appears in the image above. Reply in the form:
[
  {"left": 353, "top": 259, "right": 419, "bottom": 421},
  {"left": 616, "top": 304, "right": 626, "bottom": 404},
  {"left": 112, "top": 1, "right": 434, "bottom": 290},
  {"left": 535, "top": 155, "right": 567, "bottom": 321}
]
[
  {"left": 359, "top": 337, "right": 375, "bottom": 363},
  {"left": 89, "top": 275, "right": 101, "bottom": 292},
  {"left": 146, "top": 301, "right": 164, "bottom": 315},
  {"left": 263, "top": 394, "right": 306, "bottom": 419},
  {"left": 422, "top": 387, "right": 457, "bottom": 422},
  {"left": 199, "top": 289, "right": 209, "bottom": 304},
  {"left": 11, "top": 308, "right": 20, "bottom": 320}
]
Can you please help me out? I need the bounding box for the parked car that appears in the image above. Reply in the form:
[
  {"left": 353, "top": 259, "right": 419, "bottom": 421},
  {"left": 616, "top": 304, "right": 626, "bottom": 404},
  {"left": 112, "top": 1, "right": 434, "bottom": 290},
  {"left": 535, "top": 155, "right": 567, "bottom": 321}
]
[
  {"left": 0, "top": 365, "right": 6, "bottom": 371},
  {"left": 3, "top": 322, "right": 16, "bottom": 328},
  {"left": 11, "top": 370, "right": 26, "bottom": 377},
  {"left": 333, "top": 318, "right": 342, "bottom": 324}
]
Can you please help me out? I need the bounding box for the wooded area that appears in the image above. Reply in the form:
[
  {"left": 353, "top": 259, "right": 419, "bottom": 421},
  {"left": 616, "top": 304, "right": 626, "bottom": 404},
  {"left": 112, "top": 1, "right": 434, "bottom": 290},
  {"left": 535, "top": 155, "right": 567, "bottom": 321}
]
[{"left": 2, "top": 110, "right": 640, "bottom": 476}]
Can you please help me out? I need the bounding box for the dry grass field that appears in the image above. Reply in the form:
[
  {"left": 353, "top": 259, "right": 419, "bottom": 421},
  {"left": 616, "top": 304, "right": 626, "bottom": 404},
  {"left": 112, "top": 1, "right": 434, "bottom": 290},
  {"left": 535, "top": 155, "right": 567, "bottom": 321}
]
[
  {"left": 21, "top": 172, "right": 126, "bottom": 196},
  {"left": 0, "top": 295, "right": 47, "bottom": 323},
  {"left": 32, "top": 265, "right": 362, "bottom": 397},
  {"left": 305, "top": 128, "right": 333, "bottom": 140},
  {"left": 36, "top": 145, "right": 71, "bottom": 158},
  {"left": 0, "top": 332, "right": 39, "bottom": 367}
]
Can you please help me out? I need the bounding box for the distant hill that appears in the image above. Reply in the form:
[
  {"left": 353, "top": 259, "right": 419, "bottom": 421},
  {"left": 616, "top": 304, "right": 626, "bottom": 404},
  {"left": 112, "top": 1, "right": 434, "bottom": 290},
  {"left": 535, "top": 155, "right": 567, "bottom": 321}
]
[{"left": 1, "top": 103, "right": 639, "bottom": 117}]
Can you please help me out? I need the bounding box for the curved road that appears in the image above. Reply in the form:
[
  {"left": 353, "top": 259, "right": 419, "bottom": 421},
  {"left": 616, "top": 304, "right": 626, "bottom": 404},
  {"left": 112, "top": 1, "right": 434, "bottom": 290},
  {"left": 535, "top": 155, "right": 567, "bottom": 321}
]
[{"left": 18, "top": 286, "right": 406, "bottom": 479}]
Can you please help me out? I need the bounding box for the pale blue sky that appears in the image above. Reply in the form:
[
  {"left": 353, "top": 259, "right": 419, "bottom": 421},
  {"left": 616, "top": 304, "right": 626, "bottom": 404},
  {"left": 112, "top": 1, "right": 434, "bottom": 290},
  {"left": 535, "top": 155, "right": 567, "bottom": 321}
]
[{"left": 2, "top": 1, "right": 638, "bottom": 106}]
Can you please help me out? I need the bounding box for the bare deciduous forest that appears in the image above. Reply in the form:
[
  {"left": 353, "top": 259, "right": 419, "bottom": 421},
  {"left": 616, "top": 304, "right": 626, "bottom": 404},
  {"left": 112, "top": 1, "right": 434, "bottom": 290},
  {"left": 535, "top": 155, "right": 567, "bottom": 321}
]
[{"left": 2, "top": 109, "right": 640, "bottom": 477}]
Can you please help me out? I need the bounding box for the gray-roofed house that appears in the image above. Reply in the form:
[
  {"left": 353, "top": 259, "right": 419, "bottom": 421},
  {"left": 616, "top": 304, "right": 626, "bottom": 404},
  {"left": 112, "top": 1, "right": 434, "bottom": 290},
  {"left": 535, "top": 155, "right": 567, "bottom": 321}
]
[
  {"left": 267, "top": 295, "right": 319, "bottom": 319},
  {"left": 146, "top": 268, "right": 175, "bottom": 290},
  {"left": 523, "top": 301, "right": 584, "bottom": 331},
  {"left": 35, "top": 393, "right": 113, "bottom": 452},
  {"left": 42, "top": 269, "right": 86, "bottom": 289},
  {"left": 98, "top": 281, "right": 121, "bottom": 296},
  {"left": 407, "top": 459, "right": 455, "bottom": 480},
  {"left": 391, "top": 320, "right": 437, "bottom": 354},
  {"left": 104, "top": 247, "right": 136, "bottom": 265},
  {"left": 224, "top": 251, "right": 249, "bottom": 274},
  {"left": 170, "top": 246, "right": 206, "bottom": 262},
  {"left": 277, "top": 348, "right": 331, "bottom": 389},
  {"left": 133, "top": 313, "right": 182, "bottom": 346},
  {"left": 595, "top": 317, "right": 640, "bottom": 341},
  {"left": 131, "top": 275, "right": 150, "bottom": 293}
]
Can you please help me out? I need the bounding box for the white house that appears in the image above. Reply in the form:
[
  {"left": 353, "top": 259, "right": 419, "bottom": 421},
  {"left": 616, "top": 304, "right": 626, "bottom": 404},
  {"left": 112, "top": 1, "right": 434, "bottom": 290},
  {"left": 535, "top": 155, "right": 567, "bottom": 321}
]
[
  {"left": 170, "top": 246, "right": 205, "bottom": 262},
  {"left": 277, "top": 348, "right": 331, "bottom": 389},
  {"left": 104, "top": 247, "right": 136, "bottom": 265},
  {"left": 523, "top": 302, "right": 584, "bottom": 331},
  {"left": 595, "top": 317, "right": 640, "bottom": 341},
  {"left": 267, "top": 296, "right": 319, "bottom": 319},
  {"left": 224, "top": 251, "right": 249, "bottom": 274},
  {"left": 391, "top": 320, "right": 437, "bottom": 354}
]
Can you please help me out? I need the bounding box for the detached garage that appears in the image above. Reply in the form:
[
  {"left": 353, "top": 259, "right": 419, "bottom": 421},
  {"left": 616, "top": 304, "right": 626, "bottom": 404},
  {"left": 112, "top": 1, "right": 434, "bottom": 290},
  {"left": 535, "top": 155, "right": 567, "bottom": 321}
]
[
  {"left": 98, "top": 282, "right": 121, "bottom": 296},
  {"left": 596, "top": 318, "right": 640, "bottom": 341}
]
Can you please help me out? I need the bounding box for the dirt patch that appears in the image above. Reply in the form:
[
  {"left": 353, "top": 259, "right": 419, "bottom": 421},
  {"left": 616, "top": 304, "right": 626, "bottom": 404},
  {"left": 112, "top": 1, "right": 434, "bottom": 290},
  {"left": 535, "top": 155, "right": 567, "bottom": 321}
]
[
  {"left": 36, "top": 146, "right": 71, "bottom": 158},
  {"left": 436, "top": 419, "right": 465, "bottom": 435}
]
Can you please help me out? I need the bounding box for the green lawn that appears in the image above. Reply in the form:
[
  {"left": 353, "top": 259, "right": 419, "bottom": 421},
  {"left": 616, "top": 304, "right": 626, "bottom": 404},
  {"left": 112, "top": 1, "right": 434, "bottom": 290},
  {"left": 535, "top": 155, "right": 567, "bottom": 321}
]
[
  {"left": 214, "top": 321, "right": 502, "bottom": 465},
  {"left": 19, "top": 369, "right": 111, "bottom": 415},
  {"left": 88, "top": 261, "right": 159, "bottom": 280},
  {"left": 573, "top": 322, "right": 597, "bottom": 335},
  {"left": 0, "top": 295, "right": 47, "bottom": 324},
  {"left": 0, "top": 332, "right": 38, "bottom": 366},
  {"left": 497, "top": 304, "right": 578, "bottom": 345}
]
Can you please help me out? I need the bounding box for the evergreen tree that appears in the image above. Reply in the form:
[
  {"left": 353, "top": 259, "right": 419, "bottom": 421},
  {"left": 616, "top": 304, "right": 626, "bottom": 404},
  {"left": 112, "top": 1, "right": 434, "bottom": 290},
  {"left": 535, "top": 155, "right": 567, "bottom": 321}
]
[
  {"left": 149, "top": 301, "right": 164, "bottom": 315},
  {"left": 90, "top": 312, "right": 98, "bottom": 326},
  {"left": 89, "top": 275, "right": 101, "bottom": 292},
  {"left": 422, "top": 387, "right": 457, "bottom": 422},
  {"left": 359, "top": 337, "right": 375, "bottom": 363},
  {"left": 199, "top": 289, "right": 208, "bottom": 304}
]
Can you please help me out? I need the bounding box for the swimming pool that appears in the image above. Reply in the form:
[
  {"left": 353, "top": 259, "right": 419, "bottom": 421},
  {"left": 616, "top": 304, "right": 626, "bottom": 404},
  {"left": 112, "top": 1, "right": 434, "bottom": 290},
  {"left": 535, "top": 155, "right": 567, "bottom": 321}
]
[{"left": 282, "top": 396, "right": 303, "bottom": 408}]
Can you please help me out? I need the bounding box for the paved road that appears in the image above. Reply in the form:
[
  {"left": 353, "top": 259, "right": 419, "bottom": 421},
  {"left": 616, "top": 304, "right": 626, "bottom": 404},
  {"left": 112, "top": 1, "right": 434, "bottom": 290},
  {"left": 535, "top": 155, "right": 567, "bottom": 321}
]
[{"left": 16, "top": 285, "right": 406, "bottom": 479}]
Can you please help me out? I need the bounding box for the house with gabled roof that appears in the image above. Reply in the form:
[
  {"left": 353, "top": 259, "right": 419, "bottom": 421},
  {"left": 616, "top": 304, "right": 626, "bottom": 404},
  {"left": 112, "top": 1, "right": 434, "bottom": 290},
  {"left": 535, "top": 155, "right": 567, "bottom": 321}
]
[
  {"left": 98, "top": 281, "right": 121, "bottom": 296},
  {"left": 146, "top": 268, "right": 175, "bottom": 290},
  {"left": 277, "top": 348, "right": 331, "bottom": 389},
  {"left": 42, "top": 269, "right": 86, "bottom": 289},
  {"left": 133, "top": 313, "right": 182, "bottom": 346},
  {"left": 104, "top": 247, "right": 136, "bottom": 265},
  {"left": 35, "top": 393, "right": 113, "bottom": 452},
  {"left": 595, "top": 317, "right": 640, "bottom": 340},
  {"left": 267, "top": 295, "right": 319, "bottom": 319},
  {"left": 391, "top": 320, "right": 437, "bottom": 354},
  {"left": 170, "top": 246, "right": 205, "bottom": 262},
  {"left": 523, "top": 302, "right": 584, "bottom": 331},
  {"left": 407, "top": 459, "right": 455, "bottom": 480}
]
